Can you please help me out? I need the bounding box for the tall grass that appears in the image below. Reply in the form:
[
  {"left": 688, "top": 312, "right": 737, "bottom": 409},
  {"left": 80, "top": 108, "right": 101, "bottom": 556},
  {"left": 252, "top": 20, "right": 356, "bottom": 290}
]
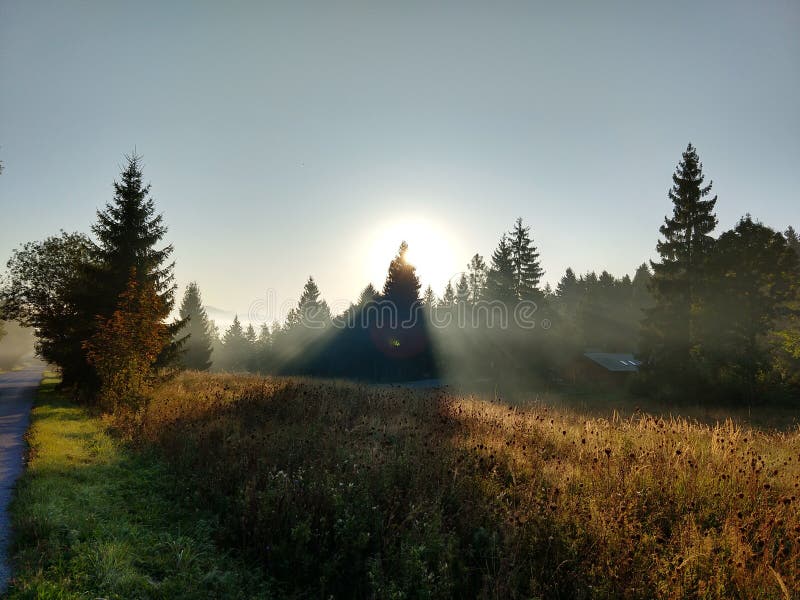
[{"left": 125, "top": 371, "right": 799, "bottom": 599}]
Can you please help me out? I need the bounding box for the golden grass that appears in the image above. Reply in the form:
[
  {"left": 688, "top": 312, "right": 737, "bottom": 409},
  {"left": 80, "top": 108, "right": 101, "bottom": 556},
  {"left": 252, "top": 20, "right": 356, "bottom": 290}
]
[{"left": 125, "top": 371, "right": 800, "bottom": 599}]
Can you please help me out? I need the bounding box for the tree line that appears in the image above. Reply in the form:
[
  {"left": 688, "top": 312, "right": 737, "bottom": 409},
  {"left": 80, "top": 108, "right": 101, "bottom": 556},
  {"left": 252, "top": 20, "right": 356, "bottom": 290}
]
[{"left": 2, "top": 144, "right": 798, "bottom": 407}]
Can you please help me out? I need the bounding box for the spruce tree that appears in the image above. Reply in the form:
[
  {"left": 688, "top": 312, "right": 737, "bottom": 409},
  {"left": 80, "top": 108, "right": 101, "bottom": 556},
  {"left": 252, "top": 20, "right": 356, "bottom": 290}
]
[
  {"left": 220, "top": 315, "right": 249, "bottom": 371},
  {"left": 177, "top": 282, "right": 213, "bottom": 371},
  {"left": 456, "top": 273, "right": 470, "bottom": 305},
  {"left": 422, "top": 285, "right": 436, "bottom": 308},
  {"left": 90, "top": 154, "right": 176, "bottom": 316},
  {"left": 382, "top": 242, "right": 421, "bottom": 317},
  {"left": 486, "top": 234, "right": 516, "bottom": 302},
  {"left": 642, "top": 143, "right": 718, "bottom": 384},
  {"left": 509, "top": 217, "right": 543, "bottom": 300},
  {"left": 441, "top": 282, "right": 456, "bottom": 307},
  {"left": 76, "top": 154, "right": 180, "bottom": 390},
  {"left": 467, "top": 253, "right": 488, "bottom": 303}
]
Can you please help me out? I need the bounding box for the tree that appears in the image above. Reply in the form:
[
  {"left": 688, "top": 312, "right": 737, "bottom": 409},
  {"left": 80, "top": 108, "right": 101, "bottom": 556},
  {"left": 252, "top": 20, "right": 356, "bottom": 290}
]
[
  {"left": 555, "top": 267, "right": 582, "bottom": 319},
  {"left": 509, "top": 217, "right": 543, "bottom": 300},
  {"left": 700, "top": 216, "right": 799, "bottom": 401},
  {"left": 422, "top": 285, "right": 436, "bottom": 308},
  {"left": 1, "top": 231, "right": 92, "bottom": 384},
  {"left": 84, "top": 270, "right": 168, "bottom": 410},
  {"left": 441, "top": 282, "right": 456, "bottom": 307},
  {"left": 456, "top": 273, "right": 470, "bottom": 305},
  {"left": 486, "top": 234, "right": 515, "bottom": 303},
  {"left": 177, "top": 282, "right": 213, "bottom": 371},
  {"left": 785, "top": 226, "right": 800, "bottom": 261},
  {"left": 219, "top": 316, "right": 249, "bottom": 371},
  {"left": 642, "top": 143, "right": 718, "bottom": 388},
  {"left": 467, "top": 254, "right": 488, "bottom": 303},
  {"left": 382, "top": 242, "right": 420, "bottom": 317},
  {"left": 292, "top": 276, "right": 331, "bottom": 328},
  {"left": 84, "top": 154, "right": 181, "bottom": 376}
]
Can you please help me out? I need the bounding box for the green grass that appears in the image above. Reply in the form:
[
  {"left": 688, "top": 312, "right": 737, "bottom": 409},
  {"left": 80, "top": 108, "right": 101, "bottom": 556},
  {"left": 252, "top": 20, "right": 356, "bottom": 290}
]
[{"left": 7, "top": 375, "right": 272, "bottom": 599}]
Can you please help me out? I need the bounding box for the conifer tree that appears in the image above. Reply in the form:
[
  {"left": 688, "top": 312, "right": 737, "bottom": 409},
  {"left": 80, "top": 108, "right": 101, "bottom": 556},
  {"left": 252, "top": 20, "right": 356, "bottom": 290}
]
[
  {"left": 642, "top": 143, "right": 718, "bottom": 383},
  {"left": 555, "top": 267, "right": 582, "bottom": 319},
  {"left": 422, "top": 285, "right": 436, "bottom": 308},
  {"left": 467, "top": 253, "right": 488, "bottom": 303},
  {"left": 509, "top": 217, "right": 543, "bottom": 299},
  {"left": 288, "top": 276, "right": 331, "bottom": 328},
  {"left": 79, "top": 154, "right": 181, "bottom": 388},
  {"left": 456, "top": 273, "right": 470, "bottom": 305},
  {"left": 218, "top": 316, "right": 247, "bottom": 371},
  {"left": 177, "top": 282, "right": 213, "bottom": 371},
  {"left": 441, "top": 282, "right": 456, "bottom": 307},
  {"left": 382, "top": 242, "right": 421, "bottom": 317},
  {"left": 486, "top": 234, "right": 516, "bottom": 303}
]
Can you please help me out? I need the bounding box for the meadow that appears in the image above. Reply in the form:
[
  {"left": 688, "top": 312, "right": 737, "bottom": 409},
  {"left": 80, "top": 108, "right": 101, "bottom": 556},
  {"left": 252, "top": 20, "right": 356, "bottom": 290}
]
[{"left": 117, "top": 371, "right": 800, "bottom": 599}]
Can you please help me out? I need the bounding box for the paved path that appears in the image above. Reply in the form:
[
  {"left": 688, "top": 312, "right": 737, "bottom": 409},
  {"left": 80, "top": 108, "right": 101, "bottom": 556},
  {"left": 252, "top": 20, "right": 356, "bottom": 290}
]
[{"left": 0, "top": 367, "right": 43, "bottom": 592}]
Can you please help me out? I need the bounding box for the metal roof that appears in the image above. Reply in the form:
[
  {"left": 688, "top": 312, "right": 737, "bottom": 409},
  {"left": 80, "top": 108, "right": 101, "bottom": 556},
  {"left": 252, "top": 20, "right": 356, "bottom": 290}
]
[{"left": 583, "top": 352, "right": 641, "bottom": 372}]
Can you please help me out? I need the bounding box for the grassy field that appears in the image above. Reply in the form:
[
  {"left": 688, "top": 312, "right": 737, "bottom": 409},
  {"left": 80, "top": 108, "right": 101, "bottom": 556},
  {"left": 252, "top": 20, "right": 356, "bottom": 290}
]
[
  {"left": 117, "top": 371, "right": 800, "bottom": 599},
  {"left": 7, "top": 374, "right": 271, "bottom": 599}
]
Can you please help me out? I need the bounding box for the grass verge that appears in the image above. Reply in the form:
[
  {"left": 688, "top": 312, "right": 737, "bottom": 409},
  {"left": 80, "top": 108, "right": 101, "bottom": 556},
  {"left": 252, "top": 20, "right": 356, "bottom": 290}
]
[{"left": 7, "top": 374, "right": 271, "bottom": 599}]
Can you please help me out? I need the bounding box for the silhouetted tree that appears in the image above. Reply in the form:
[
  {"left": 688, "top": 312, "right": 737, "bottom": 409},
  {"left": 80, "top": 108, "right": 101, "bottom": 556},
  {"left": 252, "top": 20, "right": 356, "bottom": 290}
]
[
  {"left": 486, "top": 234, "right": 515, "bottom": 303},
  {"left": 422, "top": 285, "right": 436, "bottom": 308},
  {"left": 642, "top": 143, "right": 718, "bottom": 392},
  {"left": 456, "top": 273, "right": 470, "bottom": 305},
  {"left": 467, "top": 254, "right": 488, "bottom": 303},
  {"left": 382, "top": 242, "right": 420, "bottom": 318},
  {"left": 441, "top": 282, "right": 456, "bottom": 307},
  {"left": 177, "top": 282, "right": 213, "bottom": 371},
  {"left": 700, "top": 216, "right": 799, "bottom": 401},
  {"left": 220, "top": 315, "right": 249, "bottom": 371},
  {"left": 509, "top": 217, "right": 543, "bottom": 300}
]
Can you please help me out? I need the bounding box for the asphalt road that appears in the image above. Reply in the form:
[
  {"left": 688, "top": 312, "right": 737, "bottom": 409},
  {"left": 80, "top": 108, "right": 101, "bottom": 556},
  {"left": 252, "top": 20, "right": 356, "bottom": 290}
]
[{"left": 0, "top": 367, "right": 43, "bottom": 593}]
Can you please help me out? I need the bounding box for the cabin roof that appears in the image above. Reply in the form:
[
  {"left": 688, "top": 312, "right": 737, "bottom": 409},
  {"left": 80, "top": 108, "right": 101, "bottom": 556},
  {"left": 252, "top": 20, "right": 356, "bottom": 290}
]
[{"left": 583, "top": 352, "right": 641, "bottom": 372}]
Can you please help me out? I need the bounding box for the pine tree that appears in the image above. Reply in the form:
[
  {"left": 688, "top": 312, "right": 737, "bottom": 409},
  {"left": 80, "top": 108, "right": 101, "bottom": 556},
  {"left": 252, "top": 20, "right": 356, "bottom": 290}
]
[
  {"left": 456, "top": 273, "right": 470, "bottom": 305},
  {"left": 467, "top": 253, "right": 488, "bottom": 303},
  {"left": 785, "top": 226, "right": 800, "bottom": 262},
  {"left": 382, "top": 242, "right": 421, "bottom": 317},
  {"left": 422, "top": 285, "right": 436, "bottom": 308},
  {"left": 220, "top": 315, "right": 249, "bottom": 371},
  {"left": 90, "top": 154, "right": 176, "bottom": 317},
  {"left": 289, "top": 276, "right": 331, "bottom": 327},
  {"left": 509, "top": 217, "right": 543, "bottom": 300},
  {"left": 79, "top": 154, "right": 181, "bottom": 389},
  {"left": 642, "top": 143, "right": 718, "bottom": 383},
  {"left": 177, "top": 282, "right": 213, "bottom": 371},
  {"left": 359, "top": 283, "right": 379, "bottom": 305},
  {"left": 441, "top": 281, "right": 456, "bottom": 307},
  {"left": 555, "top": 267, "right": 582, "bottom": 319},
  {"left": 486, "top": 234, "right": 516, "bottom": 302}
]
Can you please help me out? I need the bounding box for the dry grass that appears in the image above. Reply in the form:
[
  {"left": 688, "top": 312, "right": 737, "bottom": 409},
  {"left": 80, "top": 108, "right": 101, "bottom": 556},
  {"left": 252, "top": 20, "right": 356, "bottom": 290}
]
[{"left": 122, "top": 371, "right": 800, "bottom": 599}]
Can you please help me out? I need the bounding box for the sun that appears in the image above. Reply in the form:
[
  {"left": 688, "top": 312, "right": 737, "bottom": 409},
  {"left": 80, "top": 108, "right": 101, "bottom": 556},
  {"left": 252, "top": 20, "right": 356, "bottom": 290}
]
[{"left": 366, "top": 217, "right": 459, "bottom": 294}]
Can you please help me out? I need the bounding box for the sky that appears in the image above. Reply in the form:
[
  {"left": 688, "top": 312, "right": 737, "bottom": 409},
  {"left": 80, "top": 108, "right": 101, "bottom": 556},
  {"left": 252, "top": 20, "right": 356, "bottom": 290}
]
[{"left": 1, "top": 1, "right": 798, "bottom": 328}]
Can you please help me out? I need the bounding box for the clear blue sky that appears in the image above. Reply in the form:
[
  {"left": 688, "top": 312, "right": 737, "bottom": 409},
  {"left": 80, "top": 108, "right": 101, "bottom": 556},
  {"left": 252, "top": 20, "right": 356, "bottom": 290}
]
[{"left": 1, "top": 1, "right": 798, "bottom": 327}]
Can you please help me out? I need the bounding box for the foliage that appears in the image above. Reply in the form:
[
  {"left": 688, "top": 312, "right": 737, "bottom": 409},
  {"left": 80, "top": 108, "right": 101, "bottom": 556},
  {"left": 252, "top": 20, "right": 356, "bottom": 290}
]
[
  {"left": 84, "top": 271, "right": 169, "bottom": 411},
  {"left": 0, "top": 231, "right": 93, "bottom": 384}
]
